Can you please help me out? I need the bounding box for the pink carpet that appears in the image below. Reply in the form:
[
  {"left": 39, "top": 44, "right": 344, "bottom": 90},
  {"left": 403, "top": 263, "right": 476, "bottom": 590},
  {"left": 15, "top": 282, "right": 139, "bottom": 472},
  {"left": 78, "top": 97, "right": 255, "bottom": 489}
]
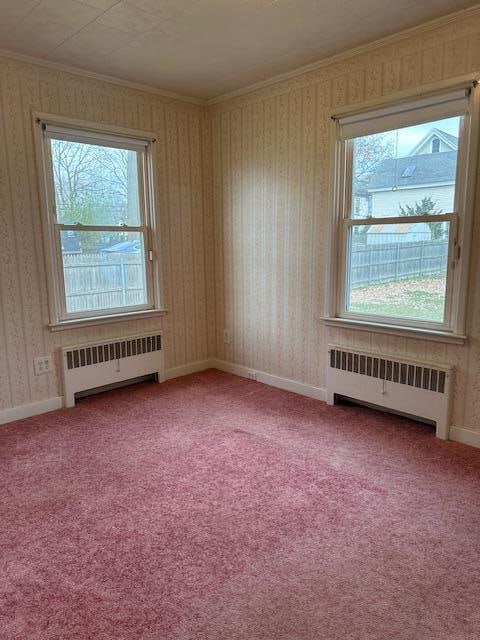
[{"left": 1, "top": 369, "right": 480, "bottom": 639}]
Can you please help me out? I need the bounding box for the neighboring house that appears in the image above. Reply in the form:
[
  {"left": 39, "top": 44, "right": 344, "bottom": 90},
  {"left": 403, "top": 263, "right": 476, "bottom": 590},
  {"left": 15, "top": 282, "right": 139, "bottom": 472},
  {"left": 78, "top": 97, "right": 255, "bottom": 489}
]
[
  {"left": 408, "top": 128, "right": 458, "bottom": 155},
  {"left": 353, "top": 185, "right": 370, "bottom": 218},
  {"left": 366, "top": 128, "right": 458, "bottom": 242},
  {"left": 365, "top": 222, "right": 432, "bottom": 245}
]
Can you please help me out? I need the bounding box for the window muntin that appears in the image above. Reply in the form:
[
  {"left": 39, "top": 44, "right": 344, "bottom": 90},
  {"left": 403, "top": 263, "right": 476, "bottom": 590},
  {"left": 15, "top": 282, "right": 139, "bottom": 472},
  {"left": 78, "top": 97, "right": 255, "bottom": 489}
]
[
  {"left": 41, "top": 124, "right": 157, "bottom": 323},
  {"left": 335, "top": 92, "right": 474, "bottom": 333}
]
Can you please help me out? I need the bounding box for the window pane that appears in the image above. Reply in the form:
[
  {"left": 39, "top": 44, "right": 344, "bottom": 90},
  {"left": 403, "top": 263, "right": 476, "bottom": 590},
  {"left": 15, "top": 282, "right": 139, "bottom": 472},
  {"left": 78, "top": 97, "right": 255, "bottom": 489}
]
[
  {"left": 351, "top": 116, "right": 461, "bottom": 219},
  {"left": 51, "top": 139, "right": 141, "bottom": 226},
  {"left": 60, "top": 231, "right": 148, "bottom": 314},
  {"left": 346, "top": 223, "right": 450, "bottom": 323}
]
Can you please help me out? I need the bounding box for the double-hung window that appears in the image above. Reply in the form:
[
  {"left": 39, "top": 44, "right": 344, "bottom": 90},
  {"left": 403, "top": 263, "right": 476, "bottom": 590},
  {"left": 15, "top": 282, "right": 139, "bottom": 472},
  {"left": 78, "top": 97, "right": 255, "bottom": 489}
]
[
  {"left": 36, "top": 116, "right": 162, "bottom": 329},
  {"left": 329, "top": 84, "right": 479, "bottom": 340}
]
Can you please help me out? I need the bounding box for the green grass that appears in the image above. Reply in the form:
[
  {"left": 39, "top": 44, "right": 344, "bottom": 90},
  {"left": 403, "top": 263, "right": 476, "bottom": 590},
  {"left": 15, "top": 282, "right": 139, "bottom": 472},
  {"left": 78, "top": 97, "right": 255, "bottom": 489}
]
[{"left": 349, "top": 277, "right": 445, "bottom": 322}]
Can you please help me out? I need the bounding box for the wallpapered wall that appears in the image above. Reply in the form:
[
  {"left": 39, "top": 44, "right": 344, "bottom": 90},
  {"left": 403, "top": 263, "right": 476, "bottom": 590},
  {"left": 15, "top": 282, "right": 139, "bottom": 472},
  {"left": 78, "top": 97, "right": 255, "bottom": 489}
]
[
  {"left": 0, "top": 57, "right": 215, "bottom": 412},
  {"left": 2, "top": 11, "right": 480, "bottom": 432},
  {"left": 210, "top": 12, "right": 480, "bottom": 431}
]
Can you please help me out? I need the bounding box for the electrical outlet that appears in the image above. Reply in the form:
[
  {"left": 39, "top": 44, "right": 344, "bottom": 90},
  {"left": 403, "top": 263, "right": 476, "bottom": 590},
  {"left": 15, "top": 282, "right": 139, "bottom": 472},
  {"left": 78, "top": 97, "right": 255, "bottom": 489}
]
[
  {"left": 33, "top": 355, "right": 54, "bottom": 376},
  {"left": 247, "top": 371, "right": 257, "bottom": 381},
  {"left": 223, "top": 329, "right": 231, "bottom": 344}
]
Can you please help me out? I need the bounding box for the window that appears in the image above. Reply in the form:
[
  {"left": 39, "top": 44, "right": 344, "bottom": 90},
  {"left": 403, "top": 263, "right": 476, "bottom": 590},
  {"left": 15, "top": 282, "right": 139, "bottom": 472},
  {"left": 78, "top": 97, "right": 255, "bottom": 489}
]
[
  {"left": 36, "top": 117, "right": 162, "bottom": 328},
  {"left": 329, "top": 85, "right": 479, "bottom": 339}
]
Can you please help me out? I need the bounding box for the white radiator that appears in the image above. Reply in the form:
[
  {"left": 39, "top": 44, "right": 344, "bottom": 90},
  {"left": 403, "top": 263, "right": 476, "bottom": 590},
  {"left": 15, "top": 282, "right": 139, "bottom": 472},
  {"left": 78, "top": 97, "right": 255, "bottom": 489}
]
[
  {"left": 327, "top": 345, "right": 452, "bottom": 439},
  {"left": 61, "top": 332, "right": 164, "bottom": 407}
]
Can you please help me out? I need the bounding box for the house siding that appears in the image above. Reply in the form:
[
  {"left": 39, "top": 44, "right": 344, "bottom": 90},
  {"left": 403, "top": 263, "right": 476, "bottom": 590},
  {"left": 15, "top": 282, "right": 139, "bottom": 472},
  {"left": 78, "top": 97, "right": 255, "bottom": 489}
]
[
  {"left": 370, "top": 184, "right": 455, "bottom": 217},
  {"left": 415, "top": 139, "right": 453, "bottom": 154}
]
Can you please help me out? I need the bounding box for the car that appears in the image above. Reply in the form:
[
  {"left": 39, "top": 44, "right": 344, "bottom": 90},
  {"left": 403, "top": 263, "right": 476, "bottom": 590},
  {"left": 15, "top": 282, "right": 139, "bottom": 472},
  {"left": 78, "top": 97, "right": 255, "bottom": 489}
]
[
  {"left": 102, "top": 240, "right": 141, "bottom": 254},
  {"left": 61, "top": 231, "right": 81, "bottom": 253}
]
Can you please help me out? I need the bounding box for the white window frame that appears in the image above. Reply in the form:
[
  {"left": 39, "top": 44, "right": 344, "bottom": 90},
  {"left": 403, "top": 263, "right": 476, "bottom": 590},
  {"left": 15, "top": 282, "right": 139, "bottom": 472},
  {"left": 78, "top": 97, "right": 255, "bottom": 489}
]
[
  {"left": 34, "top": 113, "right": 165, "bottom": 331},
  {"left": 325, "top": 77, "right": 480, "bottom": 344}
]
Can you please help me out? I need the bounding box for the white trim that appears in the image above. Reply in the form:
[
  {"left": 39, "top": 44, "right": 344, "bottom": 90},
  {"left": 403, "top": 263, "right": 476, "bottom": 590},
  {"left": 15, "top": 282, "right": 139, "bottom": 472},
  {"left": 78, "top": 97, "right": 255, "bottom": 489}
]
[
  {"left": 0, "top": 396, "right": 63, "bottom": 426},
  {"left": 0, "top": 359, "right": 213, "bottom": 424},
  {"left": 449, "top": 425, "right": 480, "bottom": 448},
  {"left": 451, "top": 84, "right": 480, "bottom": 336},
  {"left": 34, "top": 113, "right": 163, "bottom": 327},
  {"left": 2, "top": 369, "right": 477, "bottom": 451},
  {"left": 1, "top": 5, "right": 479, "bottom": 106},
  {"left": 48, "top": 308, "right": 167, "bottom": 332},
  {"left": 326, "top": 81, "right": 479, "bottom": 338},
  {"left": 165, "top": 359, "right": 214, "bottom": 380},
  {"left": 369, "top": 181, "right": 455, "bottom": 193},
  {"left": 0, "top": 49, "right": 202, "bottom": 105},
  {"left": 207, "top": 7, "right": 480, "bottom": 105},
  {"left": 212, "top": 360, "right": 327, "bottom": 402},
  {"left": 345, "top": 213, "right": 454, "bottom": 226},
  {"left": 323, "top": 317, "right": 466, "bottom": 344}
]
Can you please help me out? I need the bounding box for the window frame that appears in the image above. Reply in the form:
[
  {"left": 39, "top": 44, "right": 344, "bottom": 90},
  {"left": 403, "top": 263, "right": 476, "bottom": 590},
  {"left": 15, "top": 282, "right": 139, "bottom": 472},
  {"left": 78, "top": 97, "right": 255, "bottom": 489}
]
[
  {"left": 34, "top": 113, "right": 165, "bottom": 330},
  {"left": 325, "top": 79, "right": 480, "bottom": 343}
]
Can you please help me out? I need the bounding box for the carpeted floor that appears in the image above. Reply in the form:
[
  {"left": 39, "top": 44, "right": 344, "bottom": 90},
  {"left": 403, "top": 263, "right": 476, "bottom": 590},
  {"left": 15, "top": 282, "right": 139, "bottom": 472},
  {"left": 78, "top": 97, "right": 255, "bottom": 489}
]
[{"left": 1, "top": 369, "right": 480, "bottom": 639}]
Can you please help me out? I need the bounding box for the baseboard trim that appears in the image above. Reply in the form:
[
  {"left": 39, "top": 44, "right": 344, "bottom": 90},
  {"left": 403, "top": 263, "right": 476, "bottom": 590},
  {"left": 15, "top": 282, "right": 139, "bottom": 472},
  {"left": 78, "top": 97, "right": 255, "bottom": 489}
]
[
  {"left": 449, "top": 425, "right": 480, "bottom": 449},
  {"left": 212, "top": 359, "right": 327, "bottom": 402},
  {"left": 0, "top": 361, "right": 214, "bottom": 425},
  {"left": 165, "top": 359, "right": 214, "bottom": 380},
  {"left": 0, "top": 396, "right": 64, "bottom": 425},
  {"left": 5, "top": 367, "right": 474, "bottom": 451}
]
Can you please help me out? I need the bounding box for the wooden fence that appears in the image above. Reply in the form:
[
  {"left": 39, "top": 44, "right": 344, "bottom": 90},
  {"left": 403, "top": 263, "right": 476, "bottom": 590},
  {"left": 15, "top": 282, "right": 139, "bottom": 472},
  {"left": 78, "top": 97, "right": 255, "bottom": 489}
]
[
  {"left": 63, "top": 253, "right": 146, "bottom": 313},
  {"left": 63, "top": 240, "right": 448, "bottom": 311},
  {"left": 350, "top": 239, "right": 448, "bottom": 288}
]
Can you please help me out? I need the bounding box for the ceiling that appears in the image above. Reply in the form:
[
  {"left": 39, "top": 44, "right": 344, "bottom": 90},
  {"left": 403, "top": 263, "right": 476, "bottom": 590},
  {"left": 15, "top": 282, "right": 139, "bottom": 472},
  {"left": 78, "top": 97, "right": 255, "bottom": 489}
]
[{"left": 0, "top": 0, "right": 477, "bottom": 100}]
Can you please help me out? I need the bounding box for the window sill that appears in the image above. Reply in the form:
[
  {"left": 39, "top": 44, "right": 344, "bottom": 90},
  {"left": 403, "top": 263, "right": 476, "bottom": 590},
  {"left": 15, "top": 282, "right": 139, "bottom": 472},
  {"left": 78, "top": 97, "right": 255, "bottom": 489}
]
[
  {"left": 48, "top": 308, "right": 167, "bottom": 332},
  {"left": 323, "top": 316, "right": 466, "bottom": 345}
]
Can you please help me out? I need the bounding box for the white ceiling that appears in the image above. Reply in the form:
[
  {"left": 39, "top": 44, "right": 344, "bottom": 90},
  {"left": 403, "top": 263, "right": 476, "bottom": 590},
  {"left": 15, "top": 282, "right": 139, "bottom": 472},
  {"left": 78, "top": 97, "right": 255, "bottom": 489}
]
[{"left": 0, "top": 0, "right": 477, "bottom": 100}]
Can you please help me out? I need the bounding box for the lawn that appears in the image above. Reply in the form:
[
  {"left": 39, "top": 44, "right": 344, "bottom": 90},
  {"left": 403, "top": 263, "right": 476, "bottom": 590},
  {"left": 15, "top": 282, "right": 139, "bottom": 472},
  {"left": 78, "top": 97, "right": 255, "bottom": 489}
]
[{"left": 349, "top": 276, "right": 446, "bottom": 322}]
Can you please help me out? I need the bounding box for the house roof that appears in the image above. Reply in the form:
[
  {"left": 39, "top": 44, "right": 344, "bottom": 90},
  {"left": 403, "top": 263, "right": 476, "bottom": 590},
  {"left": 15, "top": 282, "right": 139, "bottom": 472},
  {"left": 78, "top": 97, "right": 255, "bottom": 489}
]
[
  {"left": 408, "top": 127, "right": 458, "bottom": 156},
  {"left": 367, "top": 222, "right": 430, "bottom": 234},
  {"left": 434, "top": 130, "right": 459, "bottom": 149},
  {"left": 368, "top": 150, "right": 457, "bottom": 191}
]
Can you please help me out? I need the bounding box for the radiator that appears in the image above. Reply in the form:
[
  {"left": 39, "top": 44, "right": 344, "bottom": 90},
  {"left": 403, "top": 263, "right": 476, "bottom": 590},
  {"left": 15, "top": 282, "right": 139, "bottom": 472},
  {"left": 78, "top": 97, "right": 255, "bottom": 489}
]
[
  {"left": 327, "top": 345, "right": 452, "bottom": 439},
  {"left": 61, "top": 333, "right": 164, "bottom": 407}
]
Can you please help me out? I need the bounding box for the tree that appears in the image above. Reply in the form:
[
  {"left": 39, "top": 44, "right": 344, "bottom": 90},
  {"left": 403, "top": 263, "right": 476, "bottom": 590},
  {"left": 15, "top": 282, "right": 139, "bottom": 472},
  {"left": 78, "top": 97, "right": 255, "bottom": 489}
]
[
  {"left": 353, "top": 132, "right": 395, "bottom": 194},
  {"left": 51, "top": 140, "right": 133, "bottom": 226},
  {"left": 399, "top": 197, "right": 446, "bottom": 240},
  {"left": 352, "top": 131, "right": 395, "bottom": 228},
  {"left": 51, "top": 139, "right": 137, "bottom": 252}
]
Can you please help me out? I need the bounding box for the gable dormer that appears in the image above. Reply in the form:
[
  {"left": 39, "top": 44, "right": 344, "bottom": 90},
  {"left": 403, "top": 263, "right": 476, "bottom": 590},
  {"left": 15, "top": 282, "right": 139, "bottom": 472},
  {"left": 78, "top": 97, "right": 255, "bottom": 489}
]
[{"left": 408, "top": 128, "right": 458, "bottom": 156}]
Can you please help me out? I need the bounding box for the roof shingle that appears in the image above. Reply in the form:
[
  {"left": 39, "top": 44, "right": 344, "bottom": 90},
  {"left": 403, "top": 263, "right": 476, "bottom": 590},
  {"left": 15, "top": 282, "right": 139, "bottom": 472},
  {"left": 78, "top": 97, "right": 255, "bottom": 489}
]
[{"left": 368, "top": 151, "right": 457, "bottom": 191}]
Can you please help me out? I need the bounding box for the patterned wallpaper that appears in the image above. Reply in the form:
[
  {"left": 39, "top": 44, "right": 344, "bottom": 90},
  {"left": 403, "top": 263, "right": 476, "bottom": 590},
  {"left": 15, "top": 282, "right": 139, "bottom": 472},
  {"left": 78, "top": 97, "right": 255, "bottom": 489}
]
[
  {"left": 0, "top": 57, "right": 215, "bottom": 411},
  {"left": 2, "top": 12, "right": 480, "bottom": 432},
  {"left": 210, "top": 12, "right": 480, "bottom": 431}
]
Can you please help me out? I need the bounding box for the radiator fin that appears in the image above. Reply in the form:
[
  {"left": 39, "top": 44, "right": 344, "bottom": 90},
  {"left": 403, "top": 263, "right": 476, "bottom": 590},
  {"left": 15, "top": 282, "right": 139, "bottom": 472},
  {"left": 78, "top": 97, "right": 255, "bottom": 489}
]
[
  {"left": 65, "top": 334, "right": 162, "bottom": 370},
  {"left": 329, "top": 348, "right": 447, "bottom": 394}
]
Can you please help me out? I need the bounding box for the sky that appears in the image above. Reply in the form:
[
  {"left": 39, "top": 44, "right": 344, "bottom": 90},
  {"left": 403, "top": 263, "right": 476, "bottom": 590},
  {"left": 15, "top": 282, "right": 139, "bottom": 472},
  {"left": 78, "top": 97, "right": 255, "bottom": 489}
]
[{"left": 392, "top": 116, "right": 460, "bottom": 156}]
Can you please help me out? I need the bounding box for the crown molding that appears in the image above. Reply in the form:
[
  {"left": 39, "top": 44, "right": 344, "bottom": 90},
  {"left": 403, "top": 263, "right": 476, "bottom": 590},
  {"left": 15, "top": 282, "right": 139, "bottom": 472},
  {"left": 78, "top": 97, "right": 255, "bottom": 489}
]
[
  {"left": 207, "top": 4, "right": 480, "bottom": 105},
  {"left": 0, "top": 48, "right": 204, "bottom": 106},
  {"left": 1, "top": 4, "right": 479, "bottom": 108}
]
